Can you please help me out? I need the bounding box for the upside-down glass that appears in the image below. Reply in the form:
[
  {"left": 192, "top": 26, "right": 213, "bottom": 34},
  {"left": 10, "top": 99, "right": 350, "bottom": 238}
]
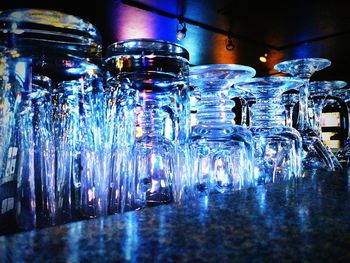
[
  {"left": 0, "top": 46, "right": 36, "bottom": 234},
  {"left": 308, "top": 81, "right": 347, "bottom": 139},
  {"left": 0, "top": 9, "right": 105, "bottom": 226},
  {"left": 329, "top": 88, "right": 350, "bottom": 166},
  {"left": 105, "top": 39, "right": 191, "bottom": 210},
  {"left": 235, "top": 77, "right": 304, "bottom": 184},
  {"left": 274, "top": 58, "right": 341, "bottom": 170},
  {"left": 189, "top": 64, "right": 256, "bottom": 194},
  {"left": 281, "top": 89, "right": 299, "bottom": 127}
]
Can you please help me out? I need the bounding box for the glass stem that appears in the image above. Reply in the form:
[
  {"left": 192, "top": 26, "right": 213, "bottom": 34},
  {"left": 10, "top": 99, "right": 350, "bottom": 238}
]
[
  {"left": 298, "top": 77, "right": 311, "bottom": 131},
  {"left": 314, "top": 103, "right": 323, "bottom": 137},
  {"left": 240, "top": 98, "right": 248, "bottom": 126}
]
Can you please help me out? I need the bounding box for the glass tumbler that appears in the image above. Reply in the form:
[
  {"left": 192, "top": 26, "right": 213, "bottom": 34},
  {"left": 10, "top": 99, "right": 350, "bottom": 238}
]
[
  {"left": 105, "top": 39, "right": 191, "bottom": 210},
  {"left": 0, "top": 46, "right": 36, "bottom": 234},
  {"left": 0, "top": 8, "right": 105, "bottom": 225}
]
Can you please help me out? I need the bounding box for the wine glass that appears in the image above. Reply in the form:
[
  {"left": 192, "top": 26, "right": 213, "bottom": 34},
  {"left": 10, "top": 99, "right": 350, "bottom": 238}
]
[
  {"left": 328, "top": 87, "right": 350, "bottom": 166},
  {"left": 308, "top": 81, "right": 347, "bottom": 139},
  {"left": 281, "top": 89, "right": 299, "bottom": 127},
  {"left": 189, "top": 64, "right": 256, "bottom": 194},
  {"left": 274, "top": 58, "right": 341, "bottom": 170},
  {"left": 235, "top": 77, "right": 304, "bottom": 184}
]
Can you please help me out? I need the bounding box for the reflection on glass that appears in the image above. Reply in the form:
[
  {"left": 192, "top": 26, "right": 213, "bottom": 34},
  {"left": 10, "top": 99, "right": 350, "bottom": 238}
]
[
  {"left": 235, "top": 77, "right": 304, "bottom": 184},
  {"left": 190, "top": 64, "right": 256, "bottom": 194},
  {"left": 274, "top": 58, "right": 341, "bottom": 171},
  {"left": 105, "top": 39, "right": 191, "bottom": 209}
]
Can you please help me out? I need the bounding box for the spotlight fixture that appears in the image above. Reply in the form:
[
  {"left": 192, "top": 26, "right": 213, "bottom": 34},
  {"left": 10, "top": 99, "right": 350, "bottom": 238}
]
[
  {"left": 225, "top": 35, "right": 235, "bottom": 51},
  {"left": 259, "top": 53, "right": 268, "bottom": 63},
  {"left": 176, "top": 19, "right": 187, "bottom": 40}
]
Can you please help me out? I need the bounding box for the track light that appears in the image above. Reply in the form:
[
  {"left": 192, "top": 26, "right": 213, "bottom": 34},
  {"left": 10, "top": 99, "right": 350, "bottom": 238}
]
[
  {"left": 176, "top": 19, "right": 187, "bottom": 40},
  {"left": 259, "top": 52, "right": 268, "bottom": 63},
  {"left": 225, "top": 35, "right": 235, "bottom": 51}
]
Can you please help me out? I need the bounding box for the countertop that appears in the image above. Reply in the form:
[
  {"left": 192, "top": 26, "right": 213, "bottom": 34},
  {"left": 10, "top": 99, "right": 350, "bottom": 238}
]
[{"left": 1, "top": 169, "right": 350, "bottom": 262}]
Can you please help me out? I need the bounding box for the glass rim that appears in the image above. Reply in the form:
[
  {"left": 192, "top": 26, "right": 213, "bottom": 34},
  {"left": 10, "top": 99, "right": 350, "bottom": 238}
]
[
  {"left": 309, "top": 80, "right": 347, "bottom": 89},
  {"left": 189, "top": 63, "right": 256, "bottom": 77},
  {"left": 235, "top": 76, "right": 304, "bottom": 91},
  {"left": 274, "top": 58, "right": 331, "bottom": 71},
  {"left": 106, "top": 38, "right": 190, "bottom": 60},
  {"left": 0, "top": 8, "right": 100, "bottom": 38}
]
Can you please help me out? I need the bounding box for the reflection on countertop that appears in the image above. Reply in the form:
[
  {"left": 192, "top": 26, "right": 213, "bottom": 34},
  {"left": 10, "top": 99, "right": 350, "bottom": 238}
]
[{"left": 1, "top": 169, "right": 350, "bottom": 262}]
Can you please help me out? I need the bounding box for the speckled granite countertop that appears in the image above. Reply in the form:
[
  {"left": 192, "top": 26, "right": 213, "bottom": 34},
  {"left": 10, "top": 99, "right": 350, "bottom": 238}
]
[{"left": 1, "top": 169, "right": 350, "bottom": 262}]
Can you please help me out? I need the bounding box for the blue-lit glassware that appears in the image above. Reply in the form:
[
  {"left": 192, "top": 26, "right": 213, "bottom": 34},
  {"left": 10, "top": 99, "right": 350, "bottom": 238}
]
[
  {"left": 189, "top": 64, "right": 256, "bottom": 194},
  {"left": 274, "top": 58, "right": 341, "bottom": 170},
  {"left": 281, "top": 89, "right": 299, "bottom": 127},
  {"left": 238, "top": 90, "right": 256, "bottom": 127},
  {"left": 308, "top": 81, "right": 347, "bottom": 139},
  {"left": 0, "top": 48, "right": 36, "bottom": 234},
  {"left": 0, "top": 9, "right": 105, "bottom": 225},
  {"left": 31, "top": 76, "right": 56, "bottom": 227},
  {"left": 235, "top": 77, "right": 304, "bottom": 184},
  {"left": 329, "top": 88, "right": 350, "bottom": 166},
  {"left": 105, "top": 39, "right": 191, "bottom": 209}
]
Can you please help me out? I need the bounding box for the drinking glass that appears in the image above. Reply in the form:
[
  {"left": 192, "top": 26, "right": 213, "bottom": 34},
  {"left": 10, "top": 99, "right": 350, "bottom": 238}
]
[
  {"left": 189, "top": 64, "right": 256, "bottom": 194},
  {"left": 281, "top": 89, "right": 299, "bottom": 127},
  {"left": 329, "top": 88, "right": 350, "bottom": 166},
  {"left": 235, "top": 77, "right": 304, "bottom": 184},
  {"left": 31, "top": 76, "right": 56, "bottom": 227},
  {"left": 0, "top": 8, "right": 105, "bottom": 225},
  {"left": 274, "top": 58, "right": 340, "bottom": 170},
  {"left": 308, "top": 81, "right": 347, "bottom": 139},
  {"left": 105, "top": 39, "right": 191, "bottom": 210},
  {"left": 0, "top": 47, "right": 36, "bottom": 234}
]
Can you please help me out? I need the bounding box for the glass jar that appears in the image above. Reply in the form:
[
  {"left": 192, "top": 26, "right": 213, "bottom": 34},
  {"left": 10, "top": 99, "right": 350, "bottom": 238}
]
[
  {"left": 105, "top": 39, "right": 191, "bottom": 210},
  {"left": 0, "top": 8, "right": 105, "bottom": 227}
]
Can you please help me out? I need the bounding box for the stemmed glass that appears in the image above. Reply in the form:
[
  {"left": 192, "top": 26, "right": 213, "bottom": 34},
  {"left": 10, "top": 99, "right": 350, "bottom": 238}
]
[
  {"left": 189, "top": 64, "right": 256, "bottom": 194},
  {"left": 329, "top": 88, "right": 350, "bottom": 166},
  {"left": 274, "top": 58, "right": 341, "bottom": 170},
  {"left": 308, "top": 81, "right": 347, "bottom": 139},
  {"left": 235, "top": 77, "right": 304, "bottom": 184}
]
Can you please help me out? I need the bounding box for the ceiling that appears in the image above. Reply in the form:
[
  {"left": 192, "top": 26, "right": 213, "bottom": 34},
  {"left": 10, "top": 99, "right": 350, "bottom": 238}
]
[{"left": 1, "top": 0, "right": 350, "bottom": 85}]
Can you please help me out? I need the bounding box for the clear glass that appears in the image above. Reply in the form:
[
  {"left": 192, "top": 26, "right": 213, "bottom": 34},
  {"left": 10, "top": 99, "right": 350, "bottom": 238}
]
[
  {"left": 308, "top": 81, "right": 347, "bottom": 138},
  {"left": 330, "top": 88, "right": 350, "bottom": 166},
  {"left": 235, "top": 77, "right": 304, "bottom": 184},
  {"left": 0, "top": 8, "right": 105, "bottom": 226},
  {"left": 31, "top": 76, "right": 56, "bottom": 227},
  {"left": 105, "top": 39, "right": 191, "bottom": 210},
  {"left": 281, "top": 89, "right": 299, "bottom": 127},
  {"left": 274, "top": 58, "right": 341, "bottom": 170},
  {"left": 189, "top": 64, "right": 256, "bottom": 194},
  {"left": 0, "top": 48, "right": 36, "bottom": 234}
]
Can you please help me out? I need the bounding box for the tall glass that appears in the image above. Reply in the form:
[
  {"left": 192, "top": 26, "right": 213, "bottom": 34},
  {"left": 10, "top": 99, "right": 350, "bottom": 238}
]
[
  {"left": 0, "top": 8, "right": 105, "bottom": 225},
  {"left": 105, "top": 39, "right": 191, "bottom": 210},
  {"left": 189, "top": 64, "right": 256, "bottom": 194},
  {"left": 0, "top": 47, "right": 36, "bottom": 234},
  {"left": 274, "top": 58, "right": 340, "bottom": 170},
  {"left": 235, "top": 77, "right": 304, "bottom": 184}
]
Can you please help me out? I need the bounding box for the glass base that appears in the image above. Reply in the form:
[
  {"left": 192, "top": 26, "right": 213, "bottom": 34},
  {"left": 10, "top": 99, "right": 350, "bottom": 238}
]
[
  {"left": 336, "top": 140, "right": 350, "bottom": 167},
  {"left": 250, "top": 126, "right": 302, "bottom": 185},
  {"left": 301, "top": 127, "right": 342, "bottom": 170}
]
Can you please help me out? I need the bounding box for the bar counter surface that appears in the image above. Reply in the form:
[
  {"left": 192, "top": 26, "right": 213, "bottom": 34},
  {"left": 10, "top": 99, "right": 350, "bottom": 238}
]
[{"left": 1, "top": 169, "right": 350, "bottom": 262}]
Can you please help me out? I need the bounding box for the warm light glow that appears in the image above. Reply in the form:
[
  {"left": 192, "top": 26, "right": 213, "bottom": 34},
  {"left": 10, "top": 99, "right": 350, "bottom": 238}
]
[
  {"left": 176, "top": 22, "right": 187, "bottom": 40},
  {"left": 259, "top": 53, "right": 268, "bottom": 63}
]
